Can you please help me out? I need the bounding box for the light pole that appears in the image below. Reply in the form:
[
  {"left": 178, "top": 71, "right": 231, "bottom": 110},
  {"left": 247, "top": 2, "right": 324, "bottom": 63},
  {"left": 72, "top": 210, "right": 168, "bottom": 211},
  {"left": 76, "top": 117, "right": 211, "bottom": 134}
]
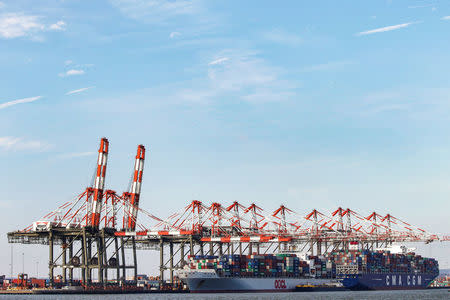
[
  {"left": 36, "top": 261, "right": 39, "bottom": 278},
  {"left": 22, "top": 252, "right": 24, "bottom": 274}
]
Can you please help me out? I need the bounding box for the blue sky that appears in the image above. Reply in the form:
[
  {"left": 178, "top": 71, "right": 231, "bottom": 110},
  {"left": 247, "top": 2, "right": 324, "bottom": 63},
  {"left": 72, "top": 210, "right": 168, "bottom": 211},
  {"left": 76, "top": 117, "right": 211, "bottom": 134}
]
[{"left": 1, "top": 0, "right": 450, "bottom": 275}]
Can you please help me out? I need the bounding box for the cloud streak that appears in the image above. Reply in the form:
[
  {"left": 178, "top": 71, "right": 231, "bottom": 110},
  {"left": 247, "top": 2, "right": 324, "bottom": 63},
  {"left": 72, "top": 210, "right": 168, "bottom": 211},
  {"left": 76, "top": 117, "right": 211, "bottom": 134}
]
[
  {"left": 169, "top": 31, "right": 181, "bottom": 38},
  {"left": 408, "top": 4, "right": 433, "bottom": 9},
  {"left": 301, "top": 60, "right": 355, "bottom": 72},
  {"left": 0, "top": 96, "right": 42, "bottom": 110},
  {"left": 56, "top": 152, "right": 95, "bottom": 159},
  {"left": 164, "top": 49, "right": 297, "bottom": 105},
  {"left": 370, "top": 104, "right": 409, "bottom": 114},
  {"left": 0, "top": 13, "right": 65, "bottom": 39},
  {"left": 262, "top": 28, "right": 302, "bottom": 46},
  {"left": 357, "top": 22, "right": 416, "bottom": 36},
  {"left": 242, "top": 90, "right": 295, "bottom": 103},
  {"left": 110, "top": 0, "right": 199, "bottom": 23},
  {"left": 0, "top": 136, "right": 50, "bottom": 151},
  {"left": 66, "top": 86, "right": 94, "bottom": 95},
  {"left": 59, "top": 69, "right": 85, "bottom": 77},
  {"left": 208, "top": 57, "right": 229, "bottom": 65},
  {"left": 49, "top": 20, "right": 66, "bottom": 31},
  {"left": 442, "top": 16, "right": 450, "bottom": 20},
  {"left": 0, "top": 13, "right": 44, "bottom": 38}
]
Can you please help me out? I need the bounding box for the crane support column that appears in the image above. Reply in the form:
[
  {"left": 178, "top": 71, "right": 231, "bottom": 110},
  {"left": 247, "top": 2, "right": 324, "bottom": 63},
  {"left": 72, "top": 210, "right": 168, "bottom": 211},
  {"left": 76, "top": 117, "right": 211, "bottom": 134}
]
[
  {"left": 68, "top": 238, "right": 73, "bottom": 283},
  {"left": 87, "top": 238, "right": 92, "bottom": 283},
  {"left": 102, "top": 231, "right": 108, "bottom": 283},
  {"left": 180, "top": 242, "right": 185, "bottom": 268},
  {"left": 121, "top": 238, "right": 126, "bottom": 281},
  {"left": 169, "top": 241, "right": 174, "bottom": 285},
  {"left": 96, "top": 237, "right": 103, "bottom": 283},
  {"left": 62, "top": 237, "right": 67, "bottom": 283},
  {"left": 132, "top": 237, "right": 138, "bottom": 281},
  {"left": 49, "top": 231, "right": 54, "bottom": 286},
  {"left": 114, "top": 237, "right": 120, "bottom": 283},
  {"left": 82, "top": 229, "right": 87, "bottom": 284},
  {"left": 159, "top": 239, "right": 164, "bottom": 283}
]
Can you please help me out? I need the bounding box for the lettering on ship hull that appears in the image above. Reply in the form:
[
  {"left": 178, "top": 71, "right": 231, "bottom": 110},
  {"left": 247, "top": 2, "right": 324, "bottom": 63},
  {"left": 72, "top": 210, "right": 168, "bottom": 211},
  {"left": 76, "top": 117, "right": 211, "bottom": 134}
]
[{"left": 386, "top": 275, "right": 422, "bottom": 287}]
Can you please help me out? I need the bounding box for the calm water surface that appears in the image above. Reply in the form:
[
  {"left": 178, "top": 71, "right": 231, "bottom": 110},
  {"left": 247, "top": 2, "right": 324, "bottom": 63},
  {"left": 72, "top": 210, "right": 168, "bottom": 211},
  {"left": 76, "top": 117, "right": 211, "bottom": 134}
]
[{"left": 0, "top": 290, "right": 448, "bottom": 300}]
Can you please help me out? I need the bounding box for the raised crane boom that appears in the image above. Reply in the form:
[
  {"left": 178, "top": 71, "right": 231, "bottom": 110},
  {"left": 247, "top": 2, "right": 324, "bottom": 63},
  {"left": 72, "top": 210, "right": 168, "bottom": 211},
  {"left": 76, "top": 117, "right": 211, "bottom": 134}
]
[
  {"left": 88, "top": 137, "right": 109, "bottom": 228},
  {"left": 125, "top": 145, "right": 145, "bottom": 231}
]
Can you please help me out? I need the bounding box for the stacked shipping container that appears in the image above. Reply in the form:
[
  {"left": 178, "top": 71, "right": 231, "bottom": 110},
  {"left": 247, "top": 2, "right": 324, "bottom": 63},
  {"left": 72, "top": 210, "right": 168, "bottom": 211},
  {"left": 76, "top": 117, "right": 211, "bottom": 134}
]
[
  {"left": 187, "top": 250, "right": 438, "bottom": 278},
  {"left": 188, "top": 254, "right": 310, "bottom": 277},
  {"left": 308, "top": 255, "right": 336, "bottom": 278},
  {"left": 324, "top": 250, "right": 438, "bottom": 275}
]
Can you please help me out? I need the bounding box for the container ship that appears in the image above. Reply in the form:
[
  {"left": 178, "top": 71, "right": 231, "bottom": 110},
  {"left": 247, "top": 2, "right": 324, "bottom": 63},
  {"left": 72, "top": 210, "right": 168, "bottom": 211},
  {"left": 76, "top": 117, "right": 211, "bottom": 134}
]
[
  {"left": 179, "top": 247, "right": 439, "bottom": 293},
  {"left": 178, "top": 253, "right": 340, "bottom": 293}
]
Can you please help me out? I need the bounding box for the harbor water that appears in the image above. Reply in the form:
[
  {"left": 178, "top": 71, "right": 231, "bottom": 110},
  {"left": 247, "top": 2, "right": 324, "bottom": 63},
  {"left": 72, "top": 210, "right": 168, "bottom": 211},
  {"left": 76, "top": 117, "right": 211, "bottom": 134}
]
[{"left": 0, "top": 290, "right": 448, "bottom": 300}]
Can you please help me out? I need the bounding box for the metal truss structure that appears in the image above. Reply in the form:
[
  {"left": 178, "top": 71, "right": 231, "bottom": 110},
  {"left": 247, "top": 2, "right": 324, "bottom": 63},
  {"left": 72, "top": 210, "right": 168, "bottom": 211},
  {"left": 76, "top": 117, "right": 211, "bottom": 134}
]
[{"left": 7, "top": 138, "right": 449, "bottom": 286}]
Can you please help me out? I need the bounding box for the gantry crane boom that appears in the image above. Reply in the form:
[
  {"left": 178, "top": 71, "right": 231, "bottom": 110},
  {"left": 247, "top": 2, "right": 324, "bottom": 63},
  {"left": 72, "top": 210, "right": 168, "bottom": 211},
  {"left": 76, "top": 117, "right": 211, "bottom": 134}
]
[
  {"left": 124, "top": 145, "right": 146, "bottom": 231},
  {"left": 88, "top": 137, "right": 109, "bottom": 228}
]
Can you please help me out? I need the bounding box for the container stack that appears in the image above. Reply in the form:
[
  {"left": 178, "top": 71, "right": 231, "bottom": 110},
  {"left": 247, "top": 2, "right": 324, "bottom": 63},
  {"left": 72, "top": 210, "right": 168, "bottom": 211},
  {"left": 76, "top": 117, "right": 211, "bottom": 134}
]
[
  {"left": 188, "top": 255, "right": 219, "bottom": 270},
  {"left": 323, "top": 250, "right": 439, "bottom": 274},
  {"left": 307, "top": 255, "right": 335, "bottom": 278},
  {"left": 188, "top": 254, "right": 310, "bottom": 277},
  {"left": 186, "top": 250, "right": 438, "bottom": 278}
]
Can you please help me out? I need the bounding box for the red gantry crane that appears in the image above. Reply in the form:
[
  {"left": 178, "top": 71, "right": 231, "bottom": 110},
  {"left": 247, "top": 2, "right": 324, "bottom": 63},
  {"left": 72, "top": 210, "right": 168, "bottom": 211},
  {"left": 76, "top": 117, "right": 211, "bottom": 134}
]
[{"left": 8, "top": 137, "right": 450, "bottom": 286}]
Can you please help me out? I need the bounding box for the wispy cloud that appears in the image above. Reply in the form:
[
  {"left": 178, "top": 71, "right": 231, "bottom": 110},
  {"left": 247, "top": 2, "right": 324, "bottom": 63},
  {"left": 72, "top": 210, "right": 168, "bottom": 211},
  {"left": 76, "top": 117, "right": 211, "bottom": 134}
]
[
  {"left": 0, "top": 13, "right": 44, "bottom": 38},
  {"left": 110, "top": 0, "right": 200, "bottom": 23},
  {"left": 356, "top": 22, "right": 416, "bottom": 36},
  {"left": 85, "top": 49, "right": 297, "bottom": 107},
  {"left": 66, "top": 69, "right": 84, "bottom": 76},
  {"left": 262, "top": 28, "right": 302, "bottom": 46},
  {"left": 207, "top": 51, "right": 278, "bottom": 92},
  {"left": 169, "top": 31, "right": 181, "bottom": 38},
  {"left": 408, "top": 4, "right": 434, "bottom": 9},
  {"left": 159, "top": 49, "right": 297, "bottom": 105},
  {"left": 242, "top": 90, "right": 295, "bottom": 103},
  {"left": 56, "top": 152, "right": 95, "bottom": 159},
  {"left": 174, "top": 88, "right": 216, "bottom": 105},
  {"left": 0, "top": 13, "right": 65, "bottom": 39},
  {"left": 64, "top": 60, "right": 73, "bottom": 65},
  {"left": 206, "top": 49, "right": 297, "bottom": 102},
  {"left": 301, "top": 60, "right": 355, "bottom": 72},
  {"left": 370, "top": 104, "right": 409, "bottom": 114},
  {"left": 0, "top": 96, "right": 42, "bottom": 110},
  {"left": 442, "top": 16, "right": 450, "bottom": 20},
  {"left": 49, "top": 20, "right": 66, "bottom": 31},
  {"left": 109, "top": 0, "right": 220, "bottom": 40},
  {"left": 208, "top": 57, "right": 229, "bottom": 65},
  {"left": 0, "top": 136, "right": 50, "bottom": 151},
  {"left": 59, "top": 69, "right": 85, "bottom": 77},
  {"left": 363, "top": 91, "right": 404, "bottom": 104},
  {"left": 66, "top": 86, "right": 94, "bottom": 95},
  {"left": 0, "top": 2, "right": 4, "bottom": 9},
  {"left": 358, "top": 88, "right": 450, "bottom": 119}
]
